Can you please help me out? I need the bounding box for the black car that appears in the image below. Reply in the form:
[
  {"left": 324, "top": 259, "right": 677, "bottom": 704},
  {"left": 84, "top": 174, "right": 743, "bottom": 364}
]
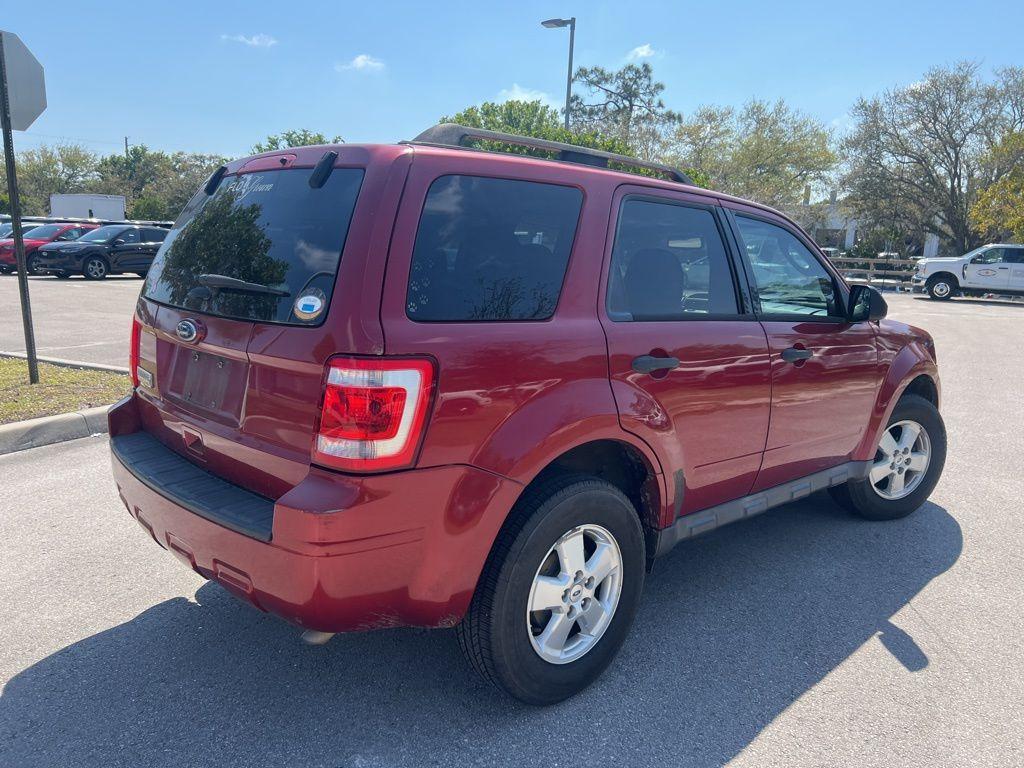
[{"left": 35, "top": 225, "right": 168, "bottom": 280}]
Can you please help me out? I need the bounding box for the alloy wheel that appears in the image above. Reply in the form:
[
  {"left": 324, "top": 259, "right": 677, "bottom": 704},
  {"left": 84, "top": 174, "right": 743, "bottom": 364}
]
[
  {"left": 869, "top": 420, "right": 931, "bottom": 500},
  {"left": 527, "top": 523, "right": 623, "bottom": 664},
  {"left": 85, "top": 258, "right": 107, "bottom": 279}
]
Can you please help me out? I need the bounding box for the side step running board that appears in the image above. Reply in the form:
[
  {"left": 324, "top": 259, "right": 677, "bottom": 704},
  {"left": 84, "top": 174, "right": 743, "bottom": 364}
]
[{"left": 651, "top": 460, "right": 871, "bottom": 558}]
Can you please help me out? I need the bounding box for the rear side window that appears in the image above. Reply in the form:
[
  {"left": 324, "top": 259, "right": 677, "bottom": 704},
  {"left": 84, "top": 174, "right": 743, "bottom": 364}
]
[
  {"left": 406, "top": 175, "right": 583, "bottom": 321},
  {"left": 607, "top": 198, "right": 739, "bottom": 320},
  {"left": 143, "top": 167, "right": 364, "bottom": 325},
  {"left": 143, "top": 228, "right": 168, "bottom": 242}
]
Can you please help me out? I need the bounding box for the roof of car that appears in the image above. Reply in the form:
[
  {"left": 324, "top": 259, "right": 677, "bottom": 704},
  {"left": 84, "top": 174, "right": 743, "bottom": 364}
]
[{"left": 229, "top": 139, "right": 801, "bottom": 233}]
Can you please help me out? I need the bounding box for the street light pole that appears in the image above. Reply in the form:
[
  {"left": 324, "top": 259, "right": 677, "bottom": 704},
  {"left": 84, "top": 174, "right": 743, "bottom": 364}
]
[{"left": 541, "top": 17, "right": 576, "bottom": 130}]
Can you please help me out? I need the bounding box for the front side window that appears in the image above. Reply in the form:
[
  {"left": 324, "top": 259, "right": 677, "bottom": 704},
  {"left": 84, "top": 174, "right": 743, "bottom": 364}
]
[
  {"left": 117, "top": 228, "right": 141, "bottom": 244},
  {"left": 734, "top": 215, "right": 841, "bottom": 317},
  {"left": 406, "top": 175, "right": 583, "bottom": 322},
  {"left": 972, "top": 248, "right": 1005, "bottom": 264},
  {"left": 607, "top": 198, "right": 739, "bottom": 320}
]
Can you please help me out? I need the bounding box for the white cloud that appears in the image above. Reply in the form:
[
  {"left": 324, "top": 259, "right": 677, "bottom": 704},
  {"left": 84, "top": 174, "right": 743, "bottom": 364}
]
[
  {"left": 336, "top": 54, "right": 385, "bottom": 72},
  {"left": 627, "top": 43, "right": 657, "bottom": 60},
  {"left": 221, "top": 33, "right": 278, "bottom": 48},
  {"left": 496, "top": 83, "right": 559, "bottom": 109}
]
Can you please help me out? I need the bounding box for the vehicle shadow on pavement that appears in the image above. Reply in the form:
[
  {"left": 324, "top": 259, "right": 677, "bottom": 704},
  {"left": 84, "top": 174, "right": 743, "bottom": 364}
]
[{"left": 0, "top": 495, "right": 960, "bottom": 768}]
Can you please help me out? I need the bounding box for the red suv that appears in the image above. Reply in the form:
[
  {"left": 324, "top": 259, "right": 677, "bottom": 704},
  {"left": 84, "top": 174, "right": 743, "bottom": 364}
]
[
  {"left": 109, "top": 125, "right": 945, "bottom": 704},
  {"left": 0, "top": 222, "right": 99, "bottom": 275}
]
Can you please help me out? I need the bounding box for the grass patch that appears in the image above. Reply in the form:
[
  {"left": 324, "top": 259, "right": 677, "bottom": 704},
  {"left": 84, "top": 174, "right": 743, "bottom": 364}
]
[{"left": 0, "top": 357, "right": 131, "bottom": 425}]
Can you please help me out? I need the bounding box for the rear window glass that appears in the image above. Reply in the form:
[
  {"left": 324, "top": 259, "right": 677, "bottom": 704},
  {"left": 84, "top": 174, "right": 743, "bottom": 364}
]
[
  {"left": 143, "top": 167, "right": 364, "bottom": 325},
  {"left": 406, "top": 175, "right": 583, "bottom": 321}
]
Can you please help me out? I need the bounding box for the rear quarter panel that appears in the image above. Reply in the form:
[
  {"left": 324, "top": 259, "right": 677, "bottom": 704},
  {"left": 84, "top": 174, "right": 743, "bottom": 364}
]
[{"left": 379, "top": 149, "right": 668, "bottom": 504}]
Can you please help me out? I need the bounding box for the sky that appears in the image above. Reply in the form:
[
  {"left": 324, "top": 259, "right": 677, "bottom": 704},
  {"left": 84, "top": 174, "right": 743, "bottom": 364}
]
[{"left": 4, "top": 0, "right": 1023, "bottom": 160}]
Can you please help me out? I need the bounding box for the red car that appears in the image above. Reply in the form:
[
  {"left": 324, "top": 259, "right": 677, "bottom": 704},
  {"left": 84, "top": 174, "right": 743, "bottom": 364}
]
[
  {"left": 109, "top": 125, "right": 945, "bottom": 704},
  {"left": 0, "top": 222, "right": 99, "bottom": 275}
]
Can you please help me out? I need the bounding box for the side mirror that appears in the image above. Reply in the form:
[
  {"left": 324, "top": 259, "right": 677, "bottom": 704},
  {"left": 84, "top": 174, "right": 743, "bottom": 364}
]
[
  {"left": 113, "top": 239, "right": 126, "bottom": 246},
  {"left": 848, "top": 284, "right": 887, "bottom": 322}
]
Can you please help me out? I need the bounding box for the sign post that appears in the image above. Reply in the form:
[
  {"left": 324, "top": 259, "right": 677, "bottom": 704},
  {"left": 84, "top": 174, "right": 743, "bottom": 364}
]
[{"left": 0, "top": 30, "right": 47, "bottom": 384}]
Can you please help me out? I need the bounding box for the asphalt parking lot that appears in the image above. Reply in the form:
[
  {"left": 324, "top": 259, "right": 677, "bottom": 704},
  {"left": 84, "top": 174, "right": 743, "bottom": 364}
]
[
  {"left": 1, "top": 291, "right": 1023, "bottom": 767},
  {"left": 0, "top": 274, "right": 141, "bottom": 367}
]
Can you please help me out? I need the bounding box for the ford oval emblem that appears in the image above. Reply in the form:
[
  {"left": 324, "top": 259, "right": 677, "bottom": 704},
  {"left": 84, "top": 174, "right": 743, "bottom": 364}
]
[{"left": 176, "top": 319, "right": 199, "bottom": 342}]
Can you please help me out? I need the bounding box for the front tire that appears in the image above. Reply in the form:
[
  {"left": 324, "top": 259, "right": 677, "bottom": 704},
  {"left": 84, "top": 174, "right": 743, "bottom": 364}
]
[
  {"left": 83, "top": 256, "right": 109, "bottom": 280},
  {"left": 830, "top": 394, "right": 946, "bottom": 520},
  {"left": 926, "top": 274, "right": 956, "bottom": 300},
  {"left": 27, "top": 253, "right": 45, "bottom": 276},
  {"left": 456, "top": 475, "right": 646, "bottom": 705}
]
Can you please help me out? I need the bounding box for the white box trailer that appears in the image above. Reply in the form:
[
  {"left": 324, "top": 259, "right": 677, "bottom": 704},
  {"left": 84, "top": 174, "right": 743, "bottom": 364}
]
[{"left": 49, "top": 193, "right": 126, "bottom": 220}]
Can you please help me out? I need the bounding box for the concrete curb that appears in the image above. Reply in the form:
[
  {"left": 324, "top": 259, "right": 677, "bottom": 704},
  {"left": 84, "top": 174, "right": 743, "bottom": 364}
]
[
  {"left": 0, "top": 404, "right": 110, "bottom": 456},
  {"left": 0, "top": 351, "right": 129, "bottom": 375}
]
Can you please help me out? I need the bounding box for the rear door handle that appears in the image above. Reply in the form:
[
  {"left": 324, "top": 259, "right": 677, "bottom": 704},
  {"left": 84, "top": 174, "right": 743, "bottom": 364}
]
[
  {"left": 781, "top": 347, "right": 813, "bottom": 363},
  {"left": 632, "top": 355, "right": 679, "bottom": 374}
]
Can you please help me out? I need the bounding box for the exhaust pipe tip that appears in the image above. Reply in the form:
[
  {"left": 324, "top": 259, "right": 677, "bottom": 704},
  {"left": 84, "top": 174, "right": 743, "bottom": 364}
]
[{"left": 300, "top": 629, "right": 336, "bottom": 646}]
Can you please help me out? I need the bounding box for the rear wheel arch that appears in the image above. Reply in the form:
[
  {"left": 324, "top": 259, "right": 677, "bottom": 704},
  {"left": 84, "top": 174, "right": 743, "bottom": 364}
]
[{"left": 503, "top": 438, "right": 663, "bottom": 561}]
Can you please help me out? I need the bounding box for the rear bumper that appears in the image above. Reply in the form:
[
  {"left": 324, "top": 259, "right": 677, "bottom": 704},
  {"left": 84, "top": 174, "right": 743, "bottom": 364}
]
[{"left": 109, "top": 395, "right": 521, "bottom": 632}]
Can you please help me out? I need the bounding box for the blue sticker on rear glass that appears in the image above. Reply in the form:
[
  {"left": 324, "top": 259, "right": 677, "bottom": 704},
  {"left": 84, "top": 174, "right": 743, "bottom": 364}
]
[{"left": 293, "top": 289, "right": 326, "bottom": 321}]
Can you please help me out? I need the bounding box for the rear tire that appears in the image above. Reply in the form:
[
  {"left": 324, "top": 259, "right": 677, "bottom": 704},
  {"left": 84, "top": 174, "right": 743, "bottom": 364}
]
[
  {"left": 83, "top": 256, "right": 109, "bottom": 280},
  {"left": 456, "top": 475, "right": 646, "bottom": 705},
  {"left": 829, "top": 394, "right": 945, "bottom": 520},
  {"left": 27, "top": 253, "right": 45, "bottom": 276},
  {"left": 926, "top": 274, "right": 956, "bottom": 300}
]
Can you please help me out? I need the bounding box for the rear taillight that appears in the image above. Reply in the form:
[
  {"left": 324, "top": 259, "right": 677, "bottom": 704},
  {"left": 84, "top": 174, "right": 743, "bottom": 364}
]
[
  {"left": 129, "top": 316, "right": 141, "bottom": 388},
  {"left": 313, "top": 357, "right": 435, "bottom": 472}
]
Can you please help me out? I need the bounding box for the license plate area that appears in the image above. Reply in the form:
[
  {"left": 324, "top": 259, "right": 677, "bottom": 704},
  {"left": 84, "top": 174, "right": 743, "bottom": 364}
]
[{"left": 162, "top": 346, "right": 249, "bottom": 424}]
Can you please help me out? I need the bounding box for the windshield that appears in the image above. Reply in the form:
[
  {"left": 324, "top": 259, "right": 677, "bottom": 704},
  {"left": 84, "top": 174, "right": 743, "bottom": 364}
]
[
  {"left": 22, "top": 224, "right": 63, "bottom": 239},
  {"left": 142, "top": 167, "right": 364, "bottom": 325},
  {"left": 79, "top": 226, "right": 126, "bottom": 243}
]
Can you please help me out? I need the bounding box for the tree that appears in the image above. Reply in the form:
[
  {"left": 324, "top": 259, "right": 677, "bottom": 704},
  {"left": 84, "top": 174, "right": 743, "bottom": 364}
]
[
  {"left": 2, "top": 144, "right": 99, "bottom": 215},
  {"left": 442, "top": 99, "right": 632, "bottom": 156},
  {"left": 668, "top": 100, "right": 835, "bottom": 207},
  {"left": 92, "top": 145, "right": 172, "bottom": 209},
  {"left": 251, "top": 129, "right": 343, "bottom": 154},
  {"left": 971, "top": 131, "right": 1024, "bottom": 241},
  {"left": 443, "top": 98, "right": 706, "bottom": 186},
  {"left": 138, "top": 152, "right": 227, "bottom": 219},
  {"left": 842, "top": 62, "right": 1024, "bottom": 255},
  {"left": 569, "top": 62, "right": 679, "bottom": 160}
]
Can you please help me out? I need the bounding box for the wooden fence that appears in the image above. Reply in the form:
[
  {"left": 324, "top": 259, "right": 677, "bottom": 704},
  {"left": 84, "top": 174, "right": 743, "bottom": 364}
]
[{"left": 827, "top": 256, "right": 920, "bottom": 290}]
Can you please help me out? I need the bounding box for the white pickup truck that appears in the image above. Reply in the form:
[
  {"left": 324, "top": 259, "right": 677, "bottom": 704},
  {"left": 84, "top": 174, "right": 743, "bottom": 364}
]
[{"left": 913, "top": 243, "right": 1024, "bottom": 300}]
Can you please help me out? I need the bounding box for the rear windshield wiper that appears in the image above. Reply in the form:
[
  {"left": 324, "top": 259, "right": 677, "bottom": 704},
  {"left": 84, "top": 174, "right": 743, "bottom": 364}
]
[{"left": 196, "top": 274, "right": 290, "bottom": 297}]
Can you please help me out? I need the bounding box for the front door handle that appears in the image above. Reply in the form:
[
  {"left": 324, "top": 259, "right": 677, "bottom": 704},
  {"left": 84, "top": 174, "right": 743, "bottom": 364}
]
[
  {"left": 781, "top": 347, "right": 813, "bottom": 363},
  {"left": 632, "top": 355, "right": 679, "bottom": 374}
]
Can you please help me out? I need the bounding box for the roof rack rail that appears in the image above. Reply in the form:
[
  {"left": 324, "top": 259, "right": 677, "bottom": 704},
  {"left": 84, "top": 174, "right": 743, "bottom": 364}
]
[{"left": 407, "top": 123, "right": 693, "bottom": 185}]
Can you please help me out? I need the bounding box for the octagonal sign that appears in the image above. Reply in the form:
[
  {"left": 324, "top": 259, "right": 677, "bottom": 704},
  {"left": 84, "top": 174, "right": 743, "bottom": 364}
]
[{"left": 1, "top": 31, "right": 46, "bottom": 131}]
